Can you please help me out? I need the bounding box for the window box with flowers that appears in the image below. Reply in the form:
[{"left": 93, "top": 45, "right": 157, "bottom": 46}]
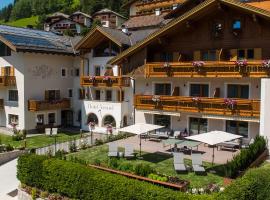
[
  {"left": 163, "top": 62, "right": 172, "bottom": 76},
  {"left": 192, "top": 97, "right": 202, "bottom": 108},
  {"left": 89, "top": 76, "right": 96, "bottom": 83},
  {"left": 262, "top": 60, "right": 270, "bottom": 72},
  {"left": 224, "top": 98, "right": 237, "bottom": 110},
  {"left": 152, "top": 95, "right": 161, "bottom": 108},
  {"left": 192, "top": 61, "right": 205, "bottom": 73},
  {"left": 103, "top": 76, "right": 112, "bottom": 85},
  {"left": 235, "top": 60, "right": 248, "bottom": 75}
]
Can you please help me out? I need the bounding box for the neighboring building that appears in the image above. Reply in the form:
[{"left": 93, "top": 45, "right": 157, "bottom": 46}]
[
  {"left": 108, "top": 0, "right": 270, "bottom": 147},
  {"left": 0, "top": 25, "right": 80, "bottom": 133},
  {"left": 92, "top": 9, "right": 127, "bottom": 28},
  {"left": 44, "top": 11, "right": 92, "bottom": 34},
  {"left": 75, "top": 26, "right": 157, "bottom": 133}
]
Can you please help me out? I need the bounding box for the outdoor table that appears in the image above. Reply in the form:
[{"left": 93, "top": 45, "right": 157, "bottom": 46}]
[
  {"left": 162, "top": 139, "right": 184, "bottom": 152},
  {"left": 177, "top": 140, "right": 201, "bottom": 153}
]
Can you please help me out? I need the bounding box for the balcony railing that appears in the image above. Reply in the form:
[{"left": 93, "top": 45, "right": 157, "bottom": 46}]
[
  {"left": 80, "top": 76, "right": 130, "bottom": 87},
  {"left": 135, "top": 95, "right": 260, "bottom": 118},
  {"left": 136, "top": 0, "right": 184, "bottom": 11},
  {"left": 0, "top": 76, "right": 16, "bottom": 86},
  {"left": 144, "top": 61, "right": 270, "bottom": 78},
  {"left": 28, "top": 98, "right": 71, "bottom": 111}
]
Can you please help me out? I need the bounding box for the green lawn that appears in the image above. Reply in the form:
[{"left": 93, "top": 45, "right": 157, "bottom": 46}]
[
  {"left": 0, "top": 132, "right": 81, "bottom": 149},
  {"left": 67, "top": 145, "right": 226, "bottom": 188},
  {"left": 0, "top": 16, "right": 38, "bottom": 28}
]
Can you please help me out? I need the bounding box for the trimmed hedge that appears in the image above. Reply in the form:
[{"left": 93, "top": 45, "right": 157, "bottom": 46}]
[
  {"left": 225, "top": 136, "right": 267, "bottom": 178},
  {"left": 17, "top": 154, "right": 213, "bottom": 200},
  {"left": 218, "top": 165, "right": 270, "bottom": 200}
]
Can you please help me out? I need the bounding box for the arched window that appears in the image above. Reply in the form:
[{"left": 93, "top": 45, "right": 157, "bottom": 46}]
[
  {"left": 87, "top": 113, "right": 98, "bottom": 125},
  {"left": 102, "top": 115, "right": 116, "bottom": 127}
]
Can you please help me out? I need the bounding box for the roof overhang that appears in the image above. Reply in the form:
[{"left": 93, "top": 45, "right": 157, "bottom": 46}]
[
  {"left": 108, "top": 0, "right": 270, "bottom": 65},
  {"left": 75, "top": 26, "right": 122, "bottom": 51},
  {"left": 122, "top": 0, "right": 139, "bottom": 9},
  {"left": 0, "top": 34, "right": 17, "bottom": 51}
]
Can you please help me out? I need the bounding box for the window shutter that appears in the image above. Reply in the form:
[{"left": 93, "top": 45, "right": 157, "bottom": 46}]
[
  {"left": 55, "top": 90, "right": 60, "bottom": 100},
  {"left": 230, "top": 49, "right": 238, "bottom": 61},
  {"left": 10, "top": 67, "right": 14, "bottom": 76},
  {"left": 193, "top": 50, "right": 201, "bottom": 60},
  {"left": 45, "top": 90, "right": 49, "bottom": 101},
  {"left": 254, "top": 48, "right": 262, "bottom": 60},
  {"left": 122, "top": 91, "right": 125, "bottom": 101}
]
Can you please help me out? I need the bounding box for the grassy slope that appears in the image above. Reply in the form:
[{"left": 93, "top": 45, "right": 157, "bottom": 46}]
[
  {"left": 0, "top": 132, "right": 81, "bottom": 149},
  {"left": 0, "top": 16, "right": 38, "bottom": 28},
  {"left": 68, "top": 145, "right": 225, "bottom": 188}
]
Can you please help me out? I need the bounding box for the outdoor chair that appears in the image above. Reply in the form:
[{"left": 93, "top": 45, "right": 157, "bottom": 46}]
[
  {"left": 191, "top": 153, "right": 206, "bottom": 174},
  {"left": 124, "top": 144, "right": 135, "bottom": 159},
  {"left": 172, "top": 130, "right": 181, "bottom": 139},
  {"left": 108, "top": 143, "right": 118, "bottom": 157},
  {"left": 173, "top": 152, "right": 187, "bottom": 172},
  {"left": 52, "top": 128, "right": 58, "bottom": 135},
  {"left": 45, "top": 128, "right": 51, "bottom": 136},
  {"left": 241, "top": 138, "right": 254, "bottom": 149}
]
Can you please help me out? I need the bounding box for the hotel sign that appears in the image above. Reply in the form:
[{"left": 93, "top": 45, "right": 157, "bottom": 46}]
[{"left": 87, "top": 103, "right": 114, "bottom": 111}]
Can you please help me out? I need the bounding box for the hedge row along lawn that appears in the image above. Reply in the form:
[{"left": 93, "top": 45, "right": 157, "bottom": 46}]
[
  {"left": 17, "top": 154, "right": 214, "bottom": 200},
  {"left": 0, "top": 132, "right": 81, "bottom": 149}
]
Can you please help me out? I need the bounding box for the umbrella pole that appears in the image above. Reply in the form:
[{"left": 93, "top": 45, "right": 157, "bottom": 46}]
[
  {"left": 212, "top": 146, "right": 215, "bottom": 166},
  {"left": 140, "top": 134, "right": 142, "bottom": 156}
]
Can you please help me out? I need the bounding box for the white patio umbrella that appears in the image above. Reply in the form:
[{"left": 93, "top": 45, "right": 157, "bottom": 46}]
[
  {"left": 119, "top": 123, "right": 164, "bottom": 156},
  {"left": 186, "top": 131, "right": 243, "bottom": 165}
]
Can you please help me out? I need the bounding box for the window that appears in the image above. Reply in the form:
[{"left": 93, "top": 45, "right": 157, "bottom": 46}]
[
  {"left": 95, "top": 66, "right": 101, "bottom": 76},
  {"left": 36, "top": 114, "right": 44, "bottom": 125},
  {"left": 45, "top": 90, "right": 60, "bottom": 101},
  {"left": 226, "top": 120, "right": 248, "bottom": 138},
  {"left": 247, "top": 49, "right": 254, "bottom": 59},
  {"left": 227, "top": 84, "right": 249, "bottom": 99},
  {"left": 202, "top": 50, "right": 216, "bottom": 61},
  {"left": 8, "top": 114, "right": 18, "bottom": 125},
  {"left": 95, "top": 90, "right": 101, "bottom": 100},
  {"left": 237, "top": 49, "right": 255, "bottom": 60},
  {"left": 154, "top": 115, "right": 171, "bottom": 129},
  {"left": 106, "top": 90, "right": 112, "bottom": 101},
  {"left": 189, "top": 117, "right": 208, "bottom": 135},
  {"left": 154, "top": 83, "right": 171, "bottom": 95},
  {"left": 8, "top": 90, "right": 18, "bottom": 101},
  {"left": 75, "top": 68, "right": 80, "bottom": 76},
  {"left": 237, "top": 49, "right": 245, "bottom": 59},
  {"left": 233, "top": 20, "right": 241, "bottom": 30},
  {"left": 68, "top": 89, "right": 73, "bottom": 98},
  {"left": 3, "top": 66, "right": 12, "bottom": 76},
  {"left": 61, "top": 68, "right": 67, "bottom": 77},
  {"left": 160, "top": 52, "right": 173, "bottom": 62},
  {"left": 0, "top": 42, "right": 11, "bottom": 56},
  {"left": 48, "top": 113, "right": 56, "bottom": 124},
  {"left": 190, "top": 84, "right": 209, "bottom": 97}
]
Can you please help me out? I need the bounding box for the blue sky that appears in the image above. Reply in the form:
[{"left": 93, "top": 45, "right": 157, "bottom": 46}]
[{"left": 0, "top": 0, "right": 14, "bottom": 9}]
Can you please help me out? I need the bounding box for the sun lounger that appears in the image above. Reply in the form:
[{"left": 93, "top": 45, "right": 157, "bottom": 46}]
[
  {"left": 173, "top": 152, "right": 187, "bottom": 172},
  {"left": 52, "top": 128, "right": 58, "bottom": 136},
  {"left": 45, "top": 128, "right": 51, "bottom": 136},
  {"left": 191, "top": 153, "right": 205, "bottom": 174},
  {"left": 124, "top": 144, "right": 135, "bottom": 158},
  {"left": 108, "top": 143, "right": 118, "bottom": 157}
]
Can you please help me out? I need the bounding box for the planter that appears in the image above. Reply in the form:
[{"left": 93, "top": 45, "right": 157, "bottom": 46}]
[{"left": 89, "top": 164, "right": 189, "bottom": 191}]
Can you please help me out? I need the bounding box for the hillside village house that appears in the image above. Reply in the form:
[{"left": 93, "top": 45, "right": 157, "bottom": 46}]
[
  {"left": 108, "top": 0, "right": 270, "bottom": 146},
  {"left": 92, "top": 9, "right": 127, "bottom": 28}
]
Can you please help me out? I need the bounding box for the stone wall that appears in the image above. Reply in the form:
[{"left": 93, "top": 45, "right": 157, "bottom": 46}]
[{"left": 0, "top": 150, "right": 26, "bottom": 166}]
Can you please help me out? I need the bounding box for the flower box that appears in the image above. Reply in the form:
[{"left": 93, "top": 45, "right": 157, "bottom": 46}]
[{"left": 224, "top": 98, "right": 237, "bottom": 109}]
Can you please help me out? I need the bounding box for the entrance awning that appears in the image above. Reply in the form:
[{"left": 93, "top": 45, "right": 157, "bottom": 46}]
[
  {"left": 138, "top": 109, "right": 181, "bottom": 117},
  {"left": 202, "top": 114, "right": 260, "bottom": 123}
]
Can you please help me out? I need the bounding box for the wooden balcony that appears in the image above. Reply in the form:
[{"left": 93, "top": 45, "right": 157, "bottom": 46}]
[
  {"left": 80, "top": 76, "right": 130, "bottom": 87},
  {"left": 28, "top": 98, "right": 71, "bottom": 111},
  {"left": 137, "top": 0, "right": 184, "bottom": 12},
  {"left": 135, "top": 95, "right": 260, "bottom": 118},
  {"left": 144, "top": 61, "right": 270, "bottom": 78},
  {"left": 0, "top": 76, "right": 16, "bottom": 86}
]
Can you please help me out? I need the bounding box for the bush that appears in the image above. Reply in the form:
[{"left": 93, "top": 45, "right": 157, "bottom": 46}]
[
  {"left": 218, "top": 165, "right": 270, "bottom": 200},
  {"left": 6, "top": 144, "right": 14, "bottom": 152},
  {"left": 148, "top": 173, "right": 168, "bottom": 182},
  {"left": 225, "top": 136, "right": 267, "bottom": 178},
  {"left": 69, "top": 140, "right": 77, "bottom": 153},
  {"left": 134, "top": 163, "right": 155, "bottom": 177},
  {"left": 108, "top": 157, "right": 119, "bottom": 169},
  {"left": 117, "top": 162, "right": 134, "bottom": 172},
  {"left": 31, "top": 187, "right": 37, "bottom": 200},
  {"left": 17, "top": 154, "right": 213, "bottom": 200}
]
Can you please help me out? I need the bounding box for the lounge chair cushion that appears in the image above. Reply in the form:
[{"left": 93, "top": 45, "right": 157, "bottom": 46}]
[
  {"left": 174, "top": 163, "right": 186, "bottom": 171},
  {"left": 193, "top": 164, "right": 205, "bottom": 172},
  {"left": 108, "top": 152, "right": 118, "bottom": 157}
]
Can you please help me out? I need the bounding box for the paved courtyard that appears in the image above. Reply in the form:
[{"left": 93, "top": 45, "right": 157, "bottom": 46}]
[{"left": 112, "top": 136, "right": 239, "bottom": 164}]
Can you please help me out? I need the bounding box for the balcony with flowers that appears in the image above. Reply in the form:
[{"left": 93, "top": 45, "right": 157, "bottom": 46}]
[{"left": 80, "top": 76, "right": 131, "bottom": 88}]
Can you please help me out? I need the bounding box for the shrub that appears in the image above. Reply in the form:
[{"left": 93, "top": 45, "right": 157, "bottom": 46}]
[
  {"left": 69, "top": 140, "right": 77, "bottom": 153},
  {"left": 218, "top": 165, "right": 270, "bottom": 200},
  {"left": 17, "top": 154, "right": 213, "bottom": 200},
  {"left": 117, "top": 162, "right": 134, "bottom": 172},
  {"left": 134, "top": 163, "right": 155, "bottom": 177},
  {"left": 225, "top": 136, "right": 267, "bottom": 178},
  {"left": 54, "top": 150, "right": 67, "bottom": 160},
  {"left": 31, "top": 187, "right": 37, "bottom": 200},
  {"left": 108, "top": 157, "right": 119, "bottom": 169},
  {"left": 40, "top": 191, "right": 49, "bottom": 199},
  {"left": 148, "top": 173, "right": 168, "bottom": 182},
  {"left": 6, "top": 144, "right": 14, "bottom": 152}
]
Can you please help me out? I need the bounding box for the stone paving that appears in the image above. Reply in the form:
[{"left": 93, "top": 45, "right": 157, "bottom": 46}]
[{"left": 112, "top": 136, "right": 239, "bottom": 164}]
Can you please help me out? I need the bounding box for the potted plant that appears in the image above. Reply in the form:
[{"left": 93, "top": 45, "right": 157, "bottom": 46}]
[
  {"left": 152, "top": 95, "right": 161, "bottom": 108},
  {"left": 235, "top": 59, "right": 248, "bottom": 74},
  {"left": 192, "top": 97, "right": 201, "bottom": 106},
  {"left": 192, "top": 61, "right": 205, "bottom": 72},
  {"left": 224, "top": 98, "right": 237, "bottom": 110},
  {"left": 89, "top": 76, "right": 96, "bottom": 82},
  {"left": 262, "top": 60, "right": 270, "bottom": 69},
  {"left": 103, "top": 76, "right": 112, "bottom": 84}
]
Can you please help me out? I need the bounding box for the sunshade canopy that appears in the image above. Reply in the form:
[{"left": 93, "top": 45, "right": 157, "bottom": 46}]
[
  {"left": 162, "top": 139, "right": 183, "bottom": 146},
  {"left": 119, "top": 123, "right": 164, "bottom": 135},
  {"left": 186, "top": 131, "right": 243, "bottom": 146},
  {"left": 177, "top": 140, "right": 201, "bottom": 148}
]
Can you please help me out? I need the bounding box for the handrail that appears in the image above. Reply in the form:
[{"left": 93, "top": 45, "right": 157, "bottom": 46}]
[
  {"left": 80, "top": 76, "right": 131, "bottom": 87},
  {"left": 28, "top": 98, "right": 71, "bottom": 111}
]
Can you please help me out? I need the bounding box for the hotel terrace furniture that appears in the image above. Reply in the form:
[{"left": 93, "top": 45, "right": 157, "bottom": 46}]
[
  {"left": 28, "top": 99, "right": 71, "bottom": 111},
  {"left": 108, "top": 143, "right": 118, "bottom": 157},
  {"left": 144, "top": 61, "right": 270, "bottom": 78},
  {"left": 217, "top": 140, "right": 240, "bottom": 151},
  {"left": 45, "top": 128, "right": 51, "bottom": 136},
  {"left": 191, "top": 153, "right": 206, "bottom": 174},
  {"left": 124, "top": 144, "right": 135, "bottom": 159},
  {"left": 163, "top": 138, "right": 183, "bottom": 152},
  {"left": 135, "top": 95, "right": 260, "bottom": 119},
  {"left": 173, "top": 152, "right": 187, "bottom": 173},
  {"left": 177, "top": 140, "right": 201, "bottom": 153},
  {"left": 52, "top": 128, "right": 58, "bottom": 136},
  {"left": 80, "top": 76, "right": 131, "bottom": 87},
  {"left": 241, "top": 138, "right": 255, "bottom": 149}
]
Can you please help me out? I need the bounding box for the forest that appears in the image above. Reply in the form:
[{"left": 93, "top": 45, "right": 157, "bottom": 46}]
[{"left": 0, "top": 0, "right": 128, "bottom": 27}]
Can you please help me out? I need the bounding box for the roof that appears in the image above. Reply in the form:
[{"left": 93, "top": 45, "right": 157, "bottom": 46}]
[
  {"left": 70, "top": 11, "right": 92, "bottom": 19},
  {"left": 247, "top": 0, "right": 270, "bottom": 12},
  {"left": 75, "top": 26, "right": 157, "bottom": 50},
  {"left": 122, "top": 0, "right": 139, "bottom": 8},
  {"left": 47, "top": 12, "right": 69, "bottom": 19},
  {"left": 108, "top": 0, "right": 270, "bottom": 64},
  {"left": 0, "top": 25, "right": 77, "bottom": 55},
  {"left": 92, "top": 8, "right": 127, "bottom": 19},
  {"left": 123, "top": 14, "right": 168, "bottom": 29}
]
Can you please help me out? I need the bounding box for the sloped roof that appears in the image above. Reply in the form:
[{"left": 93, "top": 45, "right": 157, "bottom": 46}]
[
  {"left": 108, "top": 0, "right": 270, "bottom": 64},
  {"left": 122, "top": 0, "right": 139, "bottom": 8},
  {"left": 92, "top": 8, "right": 127, "bottom": 19},
  {"left": 75, "top": 26, "right": 157, "bottom": 50},
  {"left": 247, "top": 0, "right": 270, "bottom": 12},
  {"left": 47, "top": 12, "right": 69, "bottom": 19},
  {"left": 70, "top": 11, "right": 92, "bottom": 19},
  {"left": 0, "top": 25, "right": 77, "bottom": 55}
]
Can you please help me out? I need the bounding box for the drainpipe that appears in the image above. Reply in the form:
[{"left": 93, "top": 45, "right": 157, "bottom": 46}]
[{"left": 131, "top": 77, "right": 136, "bottom": 124}]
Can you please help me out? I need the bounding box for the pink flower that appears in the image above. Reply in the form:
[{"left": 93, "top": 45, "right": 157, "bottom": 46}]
[
  {"left": 192, "top": 61, "right": 205, "bottom": 67},
  {"left": 192, "top": 97, "right": 201, "bottom": 102},
  {"left": 235, "top": 60, "right": 248, "bottom": 67},
  {"left": 89, "top": 76, "right": 96, "bottom": 81},
  {"left": 103, "top": 76, "right": 111, "bottom": 81},
  {"left": 262, "top": 60, "right": 270, "bottom": 68}
]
